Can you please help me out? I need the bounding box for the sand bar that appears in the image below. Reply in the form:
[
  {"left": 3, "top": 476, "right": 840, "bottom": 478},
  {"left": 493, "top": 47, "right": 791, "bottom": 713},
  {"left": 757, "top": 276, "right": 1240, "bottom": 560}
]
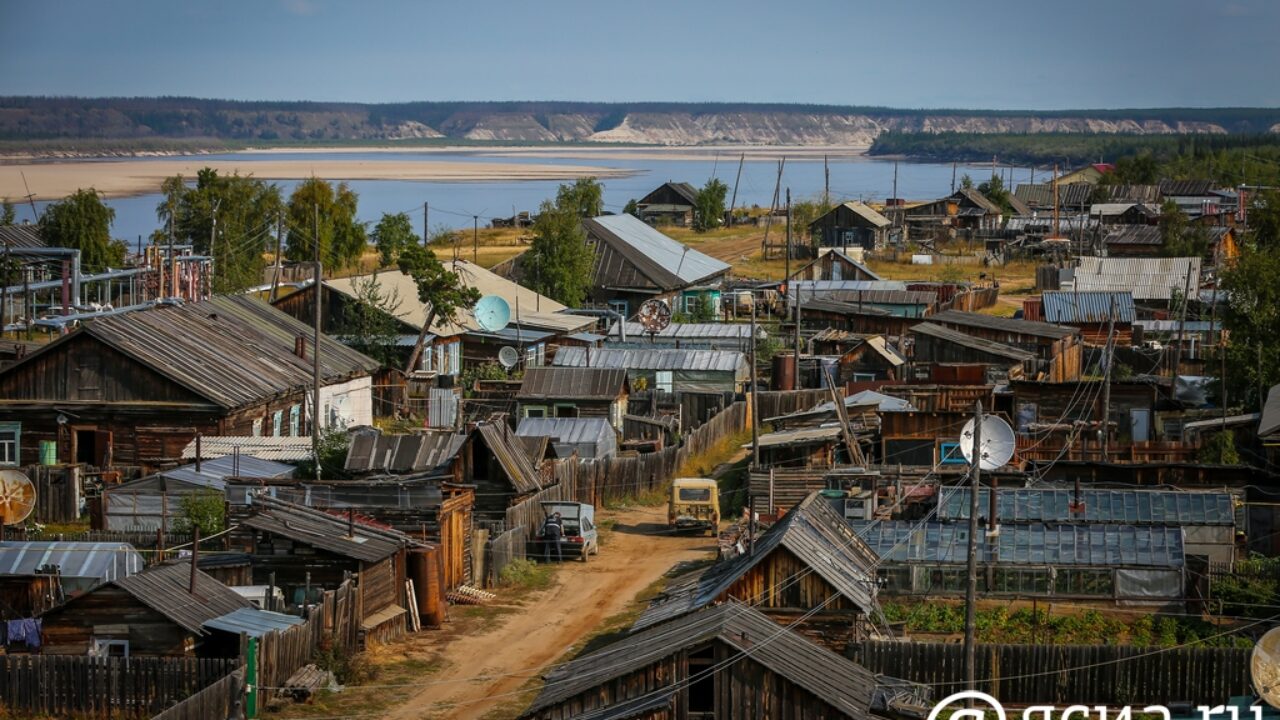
[
  {"left": 235, "top": 143, "right": 871, "bottom": 162},
  {"left": 0, "top": 158, "right": 636, "bottom": 201}
]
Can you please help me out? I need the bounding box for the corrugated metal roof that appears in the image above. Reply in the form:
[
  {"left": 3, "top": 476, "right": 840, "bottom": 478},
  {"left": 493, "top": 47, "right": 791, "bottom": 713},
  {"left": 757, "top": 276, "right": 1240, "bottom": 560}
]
[
  {"left": 847, "top": 389, "right": 915, "bottom": 412},
  {"left": 203, "top": 607, "right": 305, "bottom": 637},
  {"left": 1160, "top": 179, "right": 1216, "bottom": 197},
  {"left": 938, "top": 488, "right": 1234, "bottom": 525},
  {"left": 0, "top": 225, "right": 44, "bottom": 249},
  {"left": 553, "top": 347, "right": 747, "bottom": 374},
  {"left": 1103, "top": 226, "right": 1163, "bottom": 246},
  {"left": 0, "top": 541, "right": 143, "bottom": 582},
  {"left": 1014, "top": 183, "right": 1096, "bottom": 208},
  {"left": 109, "top": 562, "right": 250, "bottom": 634},
  {"left": 793, "top": 289, "right": 936, "bottom": 310},
  {"left": 475, "top": 421, "right": 543, "bottom": 494},
  {"left": 747, "top": 425, "right": 843, "bottom": 449},
  {"left": 953, "top": 187, "right": 1002, "bottom": 215},
  {"left": 241, "top": 496, "right": 416, "bottom": 562},
  {"left": 182, "top": 436, "right": 316, "bottom": 462},
  {"left": 517, "top": 367, "right": 628, "bottom": 402},
  {"left": 1072, "top": 257, "right": 1202, "bottom": 301},
  {"left": 609, "top": 322, "right": 763, "bottom": 341},
  {"left": 911, "top": 322, "right": 1038, "bottom": 362},
  {"left": 1005, "top": 214, "right": 1096, "bottom": 233},
  {"left": 585, "top": 214, "right": 729, "bottom": 290},
  {"left": 634, "top": 494, "right": 879, "bottom": 632},
  {"left": 516, "top": 417, "right": 618, "bottom": 459},
  {"left": 203, "top": 295, "right": 380, "bottom": 378},
  {"left": 344, "top": 431, "right": 467, "bottom": 474},
  {"left": 535, "top": 601, "right": 876, "bottom": 717},
  {"left": 853, "top": 521, "right": 1184, "bottom": 568},
  {"left": 790, "top": 280, "right": 907, "bottom": 294},
  {"left": 931, "top": 309, "right": 1076, "bottom": 340},
  {"left": 1041, "top": 291, "right": 1136, "bottom": 324},
  {"left": 150, "top": 454, "right": 295, "bottom": 490},
  {"left": 1261, "top": 385, "right": 1280, "bottom": 438}
]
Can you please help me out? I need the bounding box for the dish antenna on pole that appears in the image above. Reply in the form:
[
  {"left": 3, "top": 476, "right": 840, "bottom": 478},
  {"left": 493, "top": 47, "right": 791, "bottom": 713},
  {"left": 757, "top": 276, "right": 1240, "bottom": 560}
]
[
  {"left": 497, "top": 346, "right": 520, "bottom": 370},
  {"left": 637, "top": 299, "right": 671, "bottom": 335},
  {"left": 473, "top": 296, "right": 511, "bottom": 333},
  {"left": 1253, "top": 626, "right": 1280, "bottom": 709},
  {"left": 0, "top": 470, "right": 36, "bottom": 526},
  {"left": 959, "top": 415, "right": 1015, "bottom": 471}
]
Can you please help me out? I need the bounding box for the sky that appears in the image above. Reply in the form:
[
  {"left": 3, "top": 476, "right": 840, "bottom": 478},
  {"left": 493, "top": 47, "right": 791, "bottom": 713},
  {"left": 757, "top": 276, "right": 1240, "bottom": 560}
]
[{"left": 1, "top": 0, "right": 1278, "bottom": 110}]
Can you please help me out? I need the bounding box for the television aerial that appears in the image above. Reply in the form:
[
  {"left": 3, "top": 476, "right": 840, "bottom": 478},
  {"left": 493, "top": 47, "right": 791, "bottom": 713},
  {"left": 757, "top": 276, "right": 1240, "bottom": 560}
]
[
  {"left": 959, "top": 415, "right": 1015, "bottom": 471},
  {"left": 497, "top": 346, "right": 520, "bottom": 370},
  {"left": 637, "top": 299, "right": 671, "bottom": 334},
  {"left": 473, "top": 295, "right": 511, "bottom": 333},
  {"left": 1252, "top": 626, "right": 1280, "bottom": 709},
  {"left": 0, "top": 470, "right": 36, "bottom": 526}
]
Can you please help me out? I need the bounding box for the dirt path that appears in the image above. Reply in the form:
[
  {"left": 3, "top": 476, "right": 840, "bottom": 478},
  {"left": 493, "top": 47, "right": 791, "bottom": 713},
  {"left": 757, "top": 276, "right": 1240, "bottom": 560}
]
[{"left": 383, "top": 505, "right": 716, "bottom": 720}]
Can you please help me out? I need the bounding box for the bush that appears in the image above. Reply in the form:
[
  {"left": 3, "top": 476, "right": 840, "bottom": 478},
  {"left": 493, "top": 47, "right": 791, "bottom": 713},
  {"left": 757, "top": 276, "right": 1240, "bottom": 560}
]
[{"left": 173, "top": 489, "right": 225, "bottom": 536}]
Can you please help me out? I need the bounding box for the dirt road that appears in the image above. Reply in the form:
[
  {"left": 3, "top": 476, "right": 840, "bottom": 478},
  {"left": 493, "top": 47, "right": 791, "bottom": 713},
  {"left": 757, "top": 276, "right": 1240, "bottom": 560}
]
[{"left": 383, "top": 505, "right": 716, "bottom": 720}]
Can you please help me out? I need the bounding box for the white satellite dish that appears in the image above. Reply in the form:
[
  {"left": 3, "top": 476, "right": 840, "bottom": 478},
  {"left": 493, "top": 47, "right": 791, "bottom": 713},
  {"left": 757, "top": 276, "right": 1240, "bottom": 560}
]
[
  {"left": 637, "top": 299, "right": 672, "bottom": 334},
  {"left": 473, "top": 295, "right": 511, "bottom": 332},
  {"left": 0, "top": 469, "right": 36, "bottom": 526},
  {"left": 1252, "top": 626, "right": 1280, "bottom": 709},
  {"left": 497, "top": 346, "right": 520, "bottom": 369},
  {"left": 959, "top": 415, "right": 1015, "bottom": 471}
]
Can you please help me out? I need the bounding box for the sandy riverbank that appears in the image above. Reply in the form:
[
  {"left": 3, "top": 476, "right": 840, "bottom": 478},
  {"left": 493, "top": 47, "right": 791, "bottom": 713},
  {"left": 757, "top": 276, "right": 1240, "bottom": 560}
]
[
  {"left": 0, "top": 158, "right": 635, "bottom": 201},
  {"left": 234, "top": 143, "right": 871, "bottom": 162}
]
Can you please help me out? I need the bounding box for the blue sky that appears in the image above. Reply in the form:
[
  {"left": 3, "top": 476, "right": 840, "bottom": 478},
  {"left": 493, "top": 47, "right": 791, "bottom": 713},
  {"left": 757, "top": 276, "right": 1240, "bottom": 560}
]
[{"left": 2, "top": 0, "right": 1277, "bottom": 109}]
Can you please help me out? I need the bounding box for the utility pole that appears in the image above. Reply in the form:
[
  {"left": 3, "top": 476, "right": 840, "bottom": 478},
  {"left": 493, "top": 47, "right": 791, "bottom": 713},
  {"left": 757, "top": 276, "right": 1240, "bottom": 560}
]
[
  {"left": 1052, "top": 164, "right": 1060, "bottom": 238},
  {"left": 1171, "top": 270, "right": 1193, "bottom": 398},
  {"left": 1101, "top": 294, "right": 1117, "bottom": 461},
  {"left": 270, "top": 213, "right": 284, "bottom": 303},
  {"left": 963, "top": 400, "right": 983, "bottom": 696},
  {"left": 313, "top": 200, "right": 323, "bottom": 483},
  {"left": 892, "top": 161, "right": 899, "bottom": 204},
  {"left": 165, "top": 204, "right": 175, "bottom": 299},
  {"left": 423, "top": 202, "right": 429, "bottom": 245},
  {"left": 473, "top": 216, "right": 479, "bottom": 263},
  {"left": 951, "top": 161, "right": 957, "bottom": 193},
  {"left": 749, "top": 298, "right": 760, "bottom": 468},
  {"left": 729, "top": 153, "right": 745, "bottom": 227},
  {"left": 784, "top": 188, "right": 792, "bottom": 282},
  {"left": 210, "top": 198, "right": 220, "bottom": 290},
  {"left": 762, "top": 158, "right": 784, "bottom": 257},
  {"left": 824, "top": 155, "right": 830, "bottom": 208}
]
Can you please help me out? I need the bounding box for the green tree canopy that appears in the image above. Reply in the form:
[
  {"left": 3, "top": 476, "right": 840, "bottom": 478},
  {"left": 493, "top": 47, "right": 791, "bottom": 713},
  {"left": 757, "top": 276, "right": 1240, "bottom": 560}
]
[
  {"left": 38, "top": 188, "right": 126, "bottom": 272},
  {"left": 524, "top": 200, "right": 595, "bottom": 307},
  {"left": 1, "top": 201, "right": 14, "bottom": 225},
  {"left": 1219, "top": 217, "right": 1280, "bottom": 409},
  {"left": 623, "top": 198, "right": 639, "bottom": 217},
  {"left": 397, "top": 243, "right": 481, "bottom": 376},
  {"left": 959, "top": 174, "right": 974, "bottom": 190},
  {"left": 284, "top": 178, "right": 366, "bottom": 270},
  {"left": 156, "top": 168, "right": 283, "bottom": 293},
  {"left": 977, "top": 174, "right": 1014, "bottom": 215},
  {"left": 1247, "top": 190, "right": 1280, "bottom": 249},
  {"left": 337, "top": 273, "right": 404, "bottom": 366},
  {"left": 371, "top": 212, "right": 419, "bottom": 266},
  {"left": 1157, "top": 199, "right": 1210, "bottom": 258},
  {"left": 693, "top": 178, "right": 728, "bottom": 232},
  {"left": 555, "top": 177, "right": 604, "bottom": 218}
]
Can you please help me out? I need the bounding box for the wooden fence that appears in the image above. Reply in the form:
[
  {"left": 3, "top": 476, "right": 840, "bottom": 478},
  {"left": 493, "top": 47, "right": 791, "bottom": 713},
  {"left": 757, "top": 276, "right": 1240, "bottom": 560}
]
[
  {"left": 255, "top": 578, "right": 361, "bottom": 706},
  {"left": 21, "top": 464, "right": 80, "bottom": 524},
  {"left": 0, "top": 655, "right": 237, "bottom": 718},
  {"left": 486, "top": 525, "right": 528, "bottom": 586},
  {"left": 150, "top": 667, "right": 244, "bottom": 720},
  {"left": 856, "top": 640, "right": 1250, "bottom": 706},
  {"left": 756, "top": 390, "right": 829, "bottom": 420}
]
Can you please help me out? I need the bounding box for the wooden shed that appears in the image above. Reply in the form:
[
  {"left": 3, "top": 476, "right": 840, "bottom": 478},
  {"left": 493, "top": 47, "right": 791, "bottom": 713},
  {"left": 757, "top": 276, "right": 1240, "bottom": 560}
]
[
  {"left": 807, "top": 202, "right": 893, "bottom": 251},
  {"left": 636, "top": 181, "right": 699, "bottom": 226},
  {"left": 909, "top": 322, "right": 1036, "bottom": 382},
  {"left": 516, "top": 366, "right": 629, "bottom": 430},
  {"left": 927, "top": 310, "right": 1082, "bottom": 382}
]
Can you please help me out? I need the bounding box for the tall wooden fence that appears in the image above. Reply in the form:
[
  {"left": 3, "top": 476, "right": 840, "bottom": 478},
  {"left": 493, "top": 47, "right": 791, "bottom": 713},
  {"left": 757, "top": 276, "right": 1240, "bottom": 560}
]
[
  {"left": 0, "top": 655, "right": 237, "bottom": 718},
  {"left": 150, "top": 667, "right": 244, "bottom": 720},
  {"left": 756, "top": 390, "right": 829, "bottom": 420},
  {"left": 256, "top": 579, "right": 361, "bottom": 706},
  {"left": 486, "top": 525, "right": 528, "bottom": 586},
  {"left": 856, "top": 640, "right": 1250, "bottom": 706},
  {"left": 21, "top": 464, "right": 80, "bottom": 523}
]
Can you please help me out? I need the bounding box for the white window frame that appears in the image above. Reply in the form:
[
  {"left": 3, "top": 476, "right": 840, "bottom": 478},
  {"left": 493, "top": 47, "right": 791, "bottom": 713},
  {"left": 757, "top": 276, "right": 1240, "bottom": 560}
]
[
  {"left": 655, "top": 371, "right": 674, "bottom": 394},
  {"left": 0, "top": 423, "right": 18, "bottom": 466},
  {"left": 272, "top": 410, "right": 283, "bottom": 437}
]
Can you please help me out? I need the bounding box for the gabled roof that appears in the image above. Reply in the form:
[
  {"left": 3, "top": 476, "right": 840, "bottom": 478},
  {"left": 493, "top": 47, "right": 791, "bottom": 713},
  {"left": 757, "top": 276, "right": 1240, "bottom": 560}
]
[
  {"left": 517, "top": 367, "right": 628, "bottom": 402},
  {"left": 609, "top": 321, "right": 764, "bottom": 341},
  {"left": 475, "top": 421, "right": 543, "bottom": 494},
  {"left": 1159, "top": 179, "right": 1216, "bottom": 197},
  {"left": 1072, "top": 256, "right": 1202, "bottom": 301},
  {"left": 951, "top": 187, "right": 1002, "bottom": 215},
  {"left": 640, "top": 181, "right": 699, "bottom": 206},
  {"left": 930, "top": 309, "right": 1077, "bottom": 340},
  {"left": 107, "top": 562, "right": 250, "bottom": 634},
  {"left": 1041, "top": 291, "right": 1136, "bottom": 324},
  {"left": 0, "top": 224, "right": 44, "bottom": 249},
  {"left": 553, "top": 347, "right": 747, "bottom": 375},
  {"left": 528, "top": 602, "right": 877, "bottom": 719},
  {"left": 203, "top": 295, "right": 379, "bottom": 378},
  {"left": 241, "top": 496, "right": 420, "bottom": 562},
  {"left": 809, "top": 201, "right": 892, "bottom": 230},
  {"left": 633, "top": 493, "right": 878, "bottom": 632},
  {"left": 345, "top": 431, "right": 468, "bottom": 474},
  {"left": 910, "top": 322, "right": 1037, "bottom": 363},
  {"left": 789, "top": 248, "right": 883, "bottom": 282},
  {"left": 516, "top": 416, "right": 618, "bottom": 459},
  {"left": 584, "top": 214, "right": 729, "bottom": 291}
]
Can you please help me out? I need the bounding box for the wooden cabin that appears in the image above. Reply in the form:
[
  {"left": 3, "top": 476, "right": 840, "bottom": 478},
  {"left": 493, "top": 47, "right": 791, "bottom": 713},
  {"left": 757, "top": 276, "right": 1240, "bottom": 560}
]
[
  {"left": 0, "top": 296, "right": 378, "bottom": 471},
  {"left": 634, "top": 493, "right": 881, "bottom": 651},
  {"left": 40, "top": 561, "right": 249, "bottom": 657},
  {"left": 466, "top": 419, "right": 545, "bottom": 520},
  {"left": 516, "top": 366, "right": 629, "bottom": 431},
  {"left": 807, "top": 203, "right": 893, "bottom": 251},
  {"left": 521, "top": 601, "right": 896, "bottom": 720},
  {"left": 1011, "top": 379, "right": 1161, "bottom": 449},
  {"left": 909, "top": 322, "right": 1035, "bottom": 382},
  {"left": 927, "top": 309, "right": 1082, "bottom": 382},
  {"left": 636, "top": 181, "right": 699, "bottom": 226}
]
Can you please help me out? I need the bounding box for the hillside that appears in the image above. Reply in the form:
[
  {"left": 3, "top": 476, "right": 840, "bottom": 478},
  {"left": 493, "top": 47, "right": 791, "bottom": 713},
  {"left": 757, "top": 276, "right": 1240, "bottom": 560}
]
[{"left": 3, "top": 98, "right": 1278, "bottom": 151}]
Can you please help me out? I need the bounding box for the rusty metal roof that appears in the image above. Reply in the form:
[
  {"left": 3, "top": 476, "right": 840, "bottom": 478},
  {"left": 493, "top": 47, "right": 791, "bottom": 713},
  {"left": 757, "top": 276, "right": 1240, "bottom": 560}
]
[
  {"left": 106, "top": 561, "right": 250, "bottom": 634},
  {"left": 1041, "top": 291, "right": 1136, "bottom": 324},
  {"left": 517, "top": 367, "right": 628, "bottom": 402},
  {"left": 533, "top": 601, "right": 877, "bottom": 718}
]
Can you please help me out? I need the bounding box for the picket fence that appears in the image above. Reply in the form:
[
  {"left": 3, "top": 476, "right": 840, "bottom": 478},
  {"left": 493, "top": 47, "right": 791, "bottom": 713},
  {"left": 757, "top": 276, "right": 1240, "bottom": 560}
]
[
  {"left": 0, "top": 655, "right": 237, "bottom": 718},
  {"left": 255, "top": 579, "right": 362, "bottom": 706},
  {"left": 150, "top": 667, "right": 244, "bottom": 720}
]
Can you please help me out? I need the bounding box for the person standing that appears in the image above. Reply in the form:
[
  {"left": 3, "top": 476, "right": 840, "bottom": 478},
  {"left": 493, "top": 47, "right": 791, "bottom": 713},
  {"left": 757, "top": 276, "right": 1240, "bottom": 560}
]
[{"left": 542, "top": 512, "right": 563, "bottom": 563}]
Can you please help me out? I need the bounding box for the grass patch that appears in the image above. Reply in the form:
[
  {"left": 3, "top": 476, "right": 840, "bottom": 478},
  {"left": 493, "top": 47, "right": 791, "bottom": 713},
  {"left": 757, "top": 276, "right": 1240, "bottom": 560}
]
[
  {"left": 497, "top": 558, "right": 556, "bottom": 595},
  {"left": 716, "top": 454, "right": 752, "bottom": 518},
  {"left": 603, "top": 485, "right": 668, "bottom": 510},
  {"left": 677, "top": 427, "right": 753, "bottom": 478},
  {"left": 265, "top": 645, "right": 447, "bottom": 719}
]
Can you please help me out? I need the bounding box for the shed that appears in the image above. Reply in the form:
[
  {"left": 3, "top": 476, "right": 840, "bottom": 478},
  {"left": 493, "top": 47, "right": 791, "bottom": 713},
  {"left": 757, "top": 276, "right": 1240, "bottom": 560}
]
[
  {"left": 516, "top": 416, "right": 619, "bottom": 460},
  {"left": 40, "top": 561, "right": 250, "bottom": 657},
  {"left": 807, "top": 202, "right": 893, "bottom": 251},
  {"left": 517, "top": 367, "right": 629, "bottom": 429},
  {"left": 344, "top": 431, "right": 468, "bottom": 480},
  {"left": 790, "top": 248, "right": 883, "bottom": 283},
  {"left": 606, "top": 321, "right": 764, "bottom": 352},
  {"left": 522, "top": 602, "right": 883, "bottom": 720},
  {"left": 583, "top": 214, "right": 729, "bottom": 317},
  {"left": 0, "top": 541, "right": 144, "bottom": 616},
  {"left": 553, "top": 347, "right": 748, "bottom": 395},
  {"left": 928, "top": 310, "right": 1082, "bottom": 382},
  {"left": 103, "top": 454, "right": 296, "bottom": 531},
  {"left": 635, "top": 181, "right": 700, "bottom": 226},
  {"left": 1038, "top": 290, "right": 1136, "bottom": 345},
  {"left": 468, "top": 419, "right": 544, "bottom": 519},
  {"left": 909, "top": 322, "right": 1035, "bottom": 382}
]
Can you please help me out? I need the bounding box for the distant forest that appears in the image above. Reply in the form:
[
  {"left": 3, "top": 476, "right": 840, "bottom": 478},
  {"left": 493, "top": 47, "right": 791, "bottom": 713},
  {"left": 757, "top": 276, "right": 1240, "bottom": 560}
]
[{"left": 867, "top": 131, "right": 1280, "bottom": 166}]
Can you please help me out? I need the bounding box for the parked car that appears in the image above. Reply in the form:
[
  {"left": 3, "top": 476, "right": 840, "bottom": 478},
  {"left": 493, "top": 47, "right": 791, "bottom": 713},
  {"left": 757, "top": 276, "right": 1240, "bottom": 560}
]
[
  {"left": 669, "top": 478, "right": 720, "bottom": 536},
  {"left": 535, "top": 501, "right": 599, "bottom": 561}
]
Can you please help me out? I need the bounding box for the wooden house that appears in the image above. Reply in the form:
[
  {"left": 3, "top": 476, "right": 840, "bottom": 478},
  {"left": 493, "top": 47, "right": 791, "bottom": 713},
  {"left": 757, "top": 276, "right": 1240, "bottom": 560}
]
[
  {"left": 236, "top": 497, "right": 427, "bottom": 638},
  {"left": 521, "top": 602, "right": 896, "bottom": 720},
  {"left": 516, "top": 366, "right": 629, "bottom": 430},
  {"left": 909, "top": 322, "right": 1035, "bottom": 382},
  {"left": 633, "top": 493, "right": 880, "bottom": 649},
  {"left": 552, "top": 347, "right": 749, "bottom": 396},
  {"left": 790, "top": 283, "right": 936, "bottom": 319},
  {"left": 748, "top": 425, "right": 845, "bottom": 469},
  {"left": 344, "top": 430, "right": 469, "bottom": 482},
  {"left": 40, "top": 561, "right": 250, "bottom": 657},
  {"left": 0, "top": 296, "right": 378, "bottom": 470},
  {"left": 927, "top": 310, "right": 1082, "bottom": 382},
  {"left": 790, "top": 248, "right": 882, "bottom": 283},
  {"left": 466, "top": 419, "right": 545, "bottom": 520},
  {"left": 807, "top": 202, "right": 893, "bottom": 251},
  {"left": 1036, "top": 291, "right": 1136, "bottom": 345},
  {"left": 906, "top": 187, "right": 1003, "bottom": 233},
  {"left": 829, "top": 334, "right": 906, "bottom": 383},
  {"left": 583, "top": 214, "right": 730, "bottom": 318},
  {"left": 636, "top": 181, "right": 700, "bottom": 226},
  {"left": 1011, "top": 378, "right": 1160, "bottom": 447}
]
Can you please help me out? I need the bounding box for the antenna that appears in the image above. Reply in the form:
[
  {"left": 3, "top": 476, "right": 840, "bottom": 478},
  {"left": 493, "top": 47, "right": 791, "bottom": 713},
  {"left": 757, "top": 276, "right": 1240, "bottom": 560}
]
[
  {"left": 1253, "top": 626, "right": 1280, "bottom": 709},
  {"left": 637, "top": 299, "right": 671, "bottom": 336},
  {"left": 473, "top": 295, "right": 511, "bottom": 333},
  {"left": 959, "top": 415, "right": 1015, "bottom": 471},
  {"left": 498, "top": 346, "right": 519, "bottom": 369},
  {"left": 0, "top": 469, "right": 36, "bottom": 526}
]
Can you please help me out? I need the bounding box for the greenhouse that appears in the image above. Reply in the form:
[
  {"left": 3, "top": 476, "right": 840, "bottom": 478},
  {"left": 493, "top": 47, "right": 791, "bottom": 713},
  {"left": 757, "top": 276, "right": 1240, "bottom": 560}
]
[
  {"left": 852, "top": 521, "right": 1185, "bottom": 602},
  {"left": 936, "top": 488, "right": 1235, "bottom": 526}
]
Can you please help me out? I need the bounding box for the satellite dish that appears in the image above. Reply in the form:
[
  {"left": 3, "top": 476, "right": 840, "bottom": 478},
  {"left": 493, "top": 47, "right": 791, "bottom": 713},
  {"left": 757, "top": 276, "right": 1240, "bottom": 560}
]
[
  {"left": 1253, "top": 626, "right": 1280, "bottom": 709},
  {"left": 959, "top": 415, "right": 1015, "bottom": 471},
  {"left": 498, "top": 346, "right": 520, "bottom": 369},
  {"left": 473, "top": 295, "right": 511, "bottom": 332},
  {"left": 637, "top": 299, "right": 671, "bottom": 334},
  {"left": 0, "top": 470, "right": 36, "bottom": 525}
]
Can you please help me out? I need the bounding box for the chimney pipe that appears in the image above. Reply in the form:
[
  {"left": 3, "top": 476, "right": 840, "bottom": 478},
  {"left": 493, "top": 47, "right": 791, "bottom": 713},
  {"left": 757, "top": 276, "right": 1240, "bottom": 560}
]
[
  {"left": 194, "top": 433, "right": 202, "bottom": 473},
  {"left": 189, "top": 525, "right": 200, "bottom": 594}
]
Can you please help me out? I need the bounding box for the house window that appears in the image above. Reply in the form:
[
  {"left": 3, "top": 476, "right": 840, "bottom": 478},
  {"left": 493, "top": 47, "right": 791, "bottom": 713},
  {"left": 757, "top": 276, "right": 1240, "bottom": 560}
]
[
  {"left": 252, "top": 418, "right": 263, "bottom": 437},
  {"left": 272, "top": 410, "right": 283, "bottom": 437},
  {"left": 852, "top": 372, "right": 876, "bottom": 382},
  {"left": 91, "top": 638, "right": 129, "bottom": 658},
  {"left": 655, "top": 371, "right": 674, "bottom": 394},
  {"left": 608, "top": 300, "right": 628, "bottom": 318},
  {"left": 447, "top": 342, "right": 461, "bottom": 376},
  {"left": 0, "top": 423, "right": 18, "bottom": 466},
  {"left": 289, "top": 405, "right": 301, "bottom": 437},
  {"left": 554, "top": 404, "right": 579, "bottom": 418},
  {"left": 523, "top": 406, "right": 547, "bottom": 419}
]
